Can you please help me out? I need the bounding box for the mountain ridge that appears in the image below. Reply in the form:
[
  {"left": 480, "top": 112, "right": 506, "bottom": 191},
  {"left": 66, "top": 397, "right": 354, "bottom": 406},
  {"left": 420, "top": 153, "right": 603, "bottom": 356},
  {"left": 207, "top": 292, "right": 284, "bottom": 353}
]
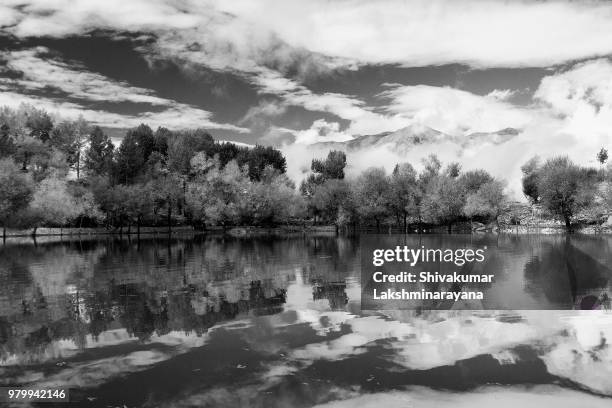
[{"left": 312, "top": 124, "right": 521, "bottom": 153}]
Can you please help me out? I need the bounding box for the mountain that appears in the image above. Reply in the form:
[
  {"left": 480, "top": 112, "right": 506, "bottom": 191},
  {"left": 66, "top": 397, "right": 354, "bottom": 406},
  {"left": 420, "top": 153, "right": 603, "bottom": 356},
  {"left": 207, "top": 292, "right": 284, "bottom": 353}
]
[{"left": 312, "top": 124, "right": 521, "bottom": 153}]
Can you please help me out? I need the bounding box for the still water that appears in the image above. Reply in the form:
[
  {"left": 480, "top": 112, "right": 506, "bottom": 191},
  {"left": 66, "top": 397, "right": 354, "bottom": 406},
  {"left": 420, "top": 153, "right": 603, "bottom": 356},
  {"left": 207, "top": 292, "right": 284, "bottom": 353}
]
[{"left": 0, "top": 234, "right": 611, "bottom": 407}]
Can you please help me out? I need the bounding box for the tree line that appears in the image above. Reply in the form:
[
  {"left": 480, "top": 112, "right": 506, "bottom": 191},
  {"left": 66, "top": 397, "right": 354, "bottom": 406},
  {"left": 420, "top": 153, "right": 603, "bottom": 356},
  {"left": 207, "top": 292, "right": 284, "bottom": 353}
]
[{"left": 1, "top": 103, "right": 611, "bottom": 234}]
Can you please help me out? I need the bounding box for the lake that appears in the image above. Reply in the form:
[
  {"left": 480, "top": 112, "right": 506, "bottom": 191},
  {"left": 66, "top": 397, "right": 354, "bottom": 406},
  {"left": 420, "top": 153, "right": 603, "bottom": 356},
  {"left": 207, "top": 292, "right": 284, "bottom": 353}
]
[{"left": 1, "top": 233, "right": 611, "bottom": 407}]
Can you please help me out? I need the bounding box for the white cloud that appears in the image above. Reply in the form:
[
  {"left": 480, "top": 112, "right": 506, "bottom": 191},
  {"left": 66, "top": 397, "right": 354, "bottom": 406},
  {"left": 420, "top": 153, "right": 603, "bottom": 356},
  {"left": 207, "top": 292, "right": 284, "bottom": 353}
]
[
  {"left": 281, "top": 119, "right": 354, "bottom": 145},
  {"left": 2, "top": 48, "right": 171, "bottom": 105},
  {"left": 212, "top": 0, "right": 612, "bottom": 68},
  {"left": 0, "top": 47, "right": 248, "bottom": 132},
  {"left": 0, "top": 90, "right": 247, "bottom": 132},
  {"left": 379, "top": 84, "right": 533, "bottom": 135},
  {"left": 486, "top": 89, "right": 518, "bottom": 102},
  {"left": 8, "top": 1, "right": 612, "bottom": 69},
  {"left": 312, "top": 386, "right": 612, "bottom": 408},
  {"left": 534, "top": 58, "right": 612, "bottom": 139},
  {"left": 239, "top": 99, "right": 287, "bottom": 126},
  {"left": 280, "top": 61, "right": 612, "bottom": 197},
  {"left": 254, "top": 69, "right": 410, "bottom": 135},
  {"left": 3, "top": 0, "right": 612, "bottom": 197}
]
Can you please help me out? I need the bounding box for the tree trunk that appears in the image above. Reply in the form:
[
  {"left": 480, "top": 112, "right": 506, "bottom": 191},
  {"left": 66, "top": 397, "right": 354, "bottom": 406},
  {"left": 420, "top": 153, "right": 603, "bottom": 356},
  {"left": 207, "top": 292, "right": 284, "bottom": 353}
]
[
  {"left": 182, "top": 178, "right": 186, "bottom": 216},
  {"left": 564, "top": 215, "right": 572, "bottom": 232},
  {"left": 167, "top": 204, "right": 172, "bottom": 235},
  {"left": 76, "top": 151, "right": 80, "bottom": 179},
  {"left": 447, "top": 222, "right": 452, "bottom": 234},
  {"left": 403, "top": 213, "right": 407, "bottom": 234}
]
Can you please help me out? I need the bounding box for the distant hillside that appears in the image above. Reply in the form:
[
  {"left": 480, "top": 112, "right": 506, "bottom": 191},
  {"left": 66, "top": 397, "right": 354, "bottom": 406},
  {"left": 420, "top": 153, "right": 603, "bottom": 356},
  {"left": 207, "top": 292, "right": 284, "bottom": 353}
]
[{"left": 312, "top": 124, "right": 521, "bottom": 153}]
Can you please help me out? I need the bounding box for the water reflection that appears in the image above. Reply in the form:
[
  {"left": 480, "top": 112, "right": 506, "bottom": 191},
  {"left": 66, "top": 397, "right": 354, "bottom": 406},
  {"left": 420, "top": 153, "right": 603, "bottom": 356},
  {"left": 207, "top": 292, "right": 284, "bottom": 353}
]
[{"left": 0, "top": 234, "right": 611, "bottom": 407}]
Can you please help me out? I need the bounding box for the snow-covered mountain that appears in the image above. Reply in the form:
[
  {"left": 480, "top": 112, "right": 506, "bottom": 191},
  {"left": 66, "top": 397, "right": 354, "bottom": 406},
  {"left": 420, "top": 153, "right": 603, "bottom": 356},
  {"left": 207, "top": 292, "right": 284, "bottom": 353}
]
[{"left": 312, "top": 123, "right": 520, "bottom": 154}]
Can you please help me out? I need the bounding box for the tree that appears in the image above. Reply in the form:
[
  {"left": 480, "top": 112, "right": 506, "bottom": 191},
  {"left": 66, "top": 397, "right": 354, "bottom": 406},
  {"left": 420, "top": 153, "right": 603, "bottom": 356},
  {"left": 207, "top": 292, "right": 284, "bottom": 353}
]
[
  {"left": 71, "top": 116, "right": 90, "bottom": 179},
  {"left": 29, "top": 177, "right": 82, "bottom": 227},
  {"left": 463, "top": 180, "right": 507, "bottom": 225},
  {"left": 167, "top": 129, "right": 214, "bottom": 175},
  {"left": 300, "top": 150, "right": 348, "bottom": 222},
  {"left": 243, "top": 145, "right": 287, "bottom": 181},
  {"left": 68, "top": 183, "right": 103, "bottom": 227},
  {"left": 151, "top": 173, "right": 184, "bottom": 232},
  {"left": 25, "top": 106, "right": 53, "bottom": 142},
  {"left": 13, "top": 135, "right": 47, "bottom": 172},
  {"left": 114, "top": 130, "right": 144, "bottom": 184},
  {"left": 388, "top": 163, "right": 418, "bottom": 231},
  {"left": 420, "top": 174, "right": 465, "bottom": 232},
  {"left": 445, "top": 162, "right": 461, "bottom": 178},
  {"left": 124, "top": 184, "right": 154, "bottom": 234},
  {"left": 84, "top": 126, "right": 115, "bottom": 177},
  {"left": 185, "top": 155, "right": 248, "bottom": 227},
  {"left": 48, "top": 117, "right": 89, "bottom": 178},
  {"left": 355, "top": 167, "right": 390, "bottom": 230},
  {"left": 459, "top": 170, "right": 494, "bottom": 194},
  {"left": 311, "top": 179, "right": 353, "bottom": 226},
  {"left": 311, "top": 150, "right": 347, "bottom": 181},
  {"left": 0, "top": 124, "right": 16, "bottom": 157},
  {"left": 521, "top": 156, "right": 540, "bottom": 203},
  {"left": 246, "top": 166, "right": 306, "bottom": 226},
  {"left": 597, "top": 148, "right": 608, "bottom": 166},
  {"left": 536, "top": 156, "right": 596, "bottom": 230},
  {"left": 132, "top": 124, "right": 155, "bottom": 164},
  {"left": 153, "top": 127, "right": 171, "bottom": 157},
  {"left": 0, "top": 158, "right": 34, "bottom": 237},
  {"left": 90, "top": 178, "right": 125, "bottom": 229}
]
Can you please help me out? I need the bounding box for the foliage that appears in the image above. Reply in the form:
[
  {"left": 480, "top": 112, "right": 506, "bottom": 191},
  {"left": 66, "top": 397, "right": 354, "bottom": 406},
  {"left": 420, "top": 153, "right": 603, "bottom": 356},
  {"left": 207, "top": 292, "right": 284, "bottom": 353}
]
[
  {"left": 464, "top": 180, "right": 506, "bottom": 223},
  {"left": 0, "top": 158, "right": 34, "bottom": 228},
  {"left": 521, "top": 156, "right": 540, "bottom": 203},
  {"left": 387, "top": 163, "right": 419, "bottom": 228},
  {"left": 597, "top": 148, "right": 608, "bottom": 166},
  {"left": 29, "top": 177, "right": 82, "bottom": 226},
  {"left": 533, "top": 156, "right": 597, "bottom": 229},
  {"left": 420, "top": 174, "right": 466, "bottom": 229},
  {"left": 354, "top": 167, "right": 391, "bottom": 228},
  {"left": 84, "top": 126, "right": 114, "bottom": 176}
]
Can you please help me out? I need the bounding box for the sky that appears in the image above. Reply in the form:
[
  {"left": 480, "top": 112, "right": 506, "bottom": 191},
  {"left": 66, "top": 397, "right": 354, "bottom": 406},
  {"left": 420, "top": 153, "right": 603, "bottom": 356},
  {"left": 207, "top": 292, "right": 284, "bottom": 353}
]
[{"left": 2, "top": 0, "right": 612, "bottom": 193}]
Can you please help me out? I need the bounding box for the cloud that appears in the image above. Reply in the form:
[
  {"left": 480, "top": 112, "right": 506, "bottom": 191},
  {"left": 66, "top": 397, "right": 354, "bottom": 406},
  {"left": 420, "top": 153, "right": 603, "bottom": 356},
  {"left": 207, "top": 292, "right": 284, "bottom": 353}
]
[
  {"left": 0, "top": 47, "right": 248, "bottom": 132},
  {"left": 5, "top": 0, "right": 200, "bottom": 38},
  {"left": 486, "top": 89, "right": 519, "bottom": 102},
  {"left": 260, "top": 126, "right": 296, "bottom": 146},
  {"left": 312, "top": 386, "right": 612, "bottom": 408},
  {"left": 7, "top": 1, "right": 612, "bottom": 70},
  {"left": 378, "top": 84, "right": 533, "bottom": 135},
  {"left": 238, "top": 99, "right": 287, "bottom": 127},
  {"left": 3, "top": 0, "right": 612, "bottom": 196},
  {"left": 280, "top": 60, "right": 612, "bottom": 197},
  {"left": 0, "top": 90, "right": 247, "bottom": 132},
  {"left": 534, "top": 58, "right": 612, "bottom": 140},
  {"left": 254, "top": 69, "right": 410, "bottom": 135},
  {"left": 211, "top": 0, "right": 612, "bottom": 68},
  {"left": 1, "top": 47, "right": 172, "bottom": 105},
  {"left": 281, "top": 119, "right": 354, "bottom": 145}
]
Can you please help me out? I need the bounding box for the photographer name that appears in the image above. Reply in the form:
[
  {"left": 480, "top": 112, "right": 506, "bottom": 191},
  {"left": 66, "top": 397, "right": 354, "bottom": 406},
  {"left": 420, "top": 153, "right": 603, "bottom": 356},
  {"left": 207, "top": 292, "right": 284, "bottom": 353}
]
[{"left": 373, "top": 271, "right": 494, "bottom": 283}]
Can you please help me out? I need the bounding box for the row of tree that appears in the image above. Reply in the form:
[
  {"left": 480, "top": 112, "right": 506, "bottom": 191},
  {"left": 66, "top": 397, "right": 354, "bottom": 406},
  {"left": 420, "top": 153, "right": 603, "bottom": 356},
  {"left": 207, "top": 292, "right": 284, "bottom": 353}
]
[
  {"left": 520, "top": 155, "right": 611, "bottom": 230},
  {"left": 300, "top": 151, "right": 506, "bottom": 231},
  {"left": 1, "top": 103, "right": 610, "bottom": 233},
  {"left": 0, "top": 104, "right": 293, "bottom": 234}
]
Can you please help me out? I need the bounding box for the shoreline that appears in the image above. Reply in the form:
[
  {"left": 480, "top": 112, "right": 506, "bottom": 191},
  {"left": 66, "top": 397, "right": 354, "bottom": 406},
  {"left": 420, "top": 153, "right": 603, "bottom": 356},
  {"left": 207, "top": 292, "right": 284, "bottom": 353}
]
[
  {"left": 1, "top": 223, "right": 611, "bottom": 240},
  {"left": 0, "top": 225, "right": 338, "bottom": 239}
]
